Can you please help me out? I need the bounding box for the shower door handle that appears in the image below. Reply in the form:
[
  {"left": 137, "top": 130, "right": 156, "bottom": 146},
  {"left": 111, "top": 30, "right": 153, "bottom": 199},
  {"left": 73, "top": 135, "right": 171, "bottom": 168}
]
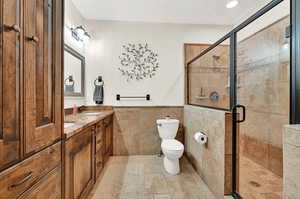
[{"left": 233, "top": 104, "right": 246, "bottom": 123}]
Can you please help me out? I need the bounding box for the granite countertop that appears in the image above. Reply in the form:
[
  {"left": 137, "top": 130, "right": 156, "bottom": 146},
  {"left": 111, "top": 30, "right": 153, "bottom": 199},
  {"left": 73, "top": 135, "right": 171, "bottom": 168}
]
[{"left": 64, "top": 110, "right": 114, "bottom": 139}]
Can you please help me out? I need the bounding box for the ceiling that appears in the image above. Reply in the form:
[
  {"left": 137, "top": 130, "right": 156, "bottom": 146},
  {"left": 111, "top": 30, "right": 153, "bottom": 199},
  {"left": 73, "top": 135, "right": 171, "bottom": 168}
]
[{"left": 71, "top": 0, "right": 272, "bottom": 25}]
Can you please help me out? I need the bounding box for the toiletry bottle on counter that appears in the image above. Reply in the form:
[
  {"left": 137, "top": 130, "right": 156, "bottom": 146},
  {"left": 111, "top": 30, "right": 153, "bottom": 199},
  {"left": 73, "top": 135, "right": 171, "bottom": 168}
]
[{"left": 73, "top": 104, "right": 78, "bottom": 115}]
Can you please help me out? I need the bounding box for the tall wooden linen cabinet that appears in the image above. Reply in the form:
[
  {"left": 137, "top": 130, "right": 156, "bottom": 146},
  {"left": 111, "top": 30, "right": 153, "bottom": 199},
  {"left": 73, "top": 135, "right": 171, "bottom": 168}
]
[{"left": 0, "top": 0, "right": 63, "bottom": 198}]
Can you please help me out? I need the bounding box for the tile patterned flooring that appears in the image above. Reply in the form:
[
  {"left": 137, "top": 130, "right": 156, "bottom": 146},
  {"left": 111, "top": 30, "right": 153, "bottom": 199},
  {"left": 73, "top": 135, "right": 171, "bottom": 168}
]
[
  {"left": 239, "top": 156, "right": 282, "bottom": 199},
  {"left": 88, "top": 155, "right": 233, "bottom": 199}
]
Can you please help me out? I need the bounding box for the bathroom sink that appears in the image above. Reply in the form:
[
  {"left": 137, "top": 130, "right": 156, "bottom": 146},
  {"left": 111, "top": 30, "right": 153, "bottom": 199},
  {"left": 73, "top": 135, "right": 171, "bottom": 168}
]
[
  {"left": 64, "top": 122, "right": 75, "bottom": 128},
  {"left": 83, "top": 112, "right": 102, "bottom": 116}
]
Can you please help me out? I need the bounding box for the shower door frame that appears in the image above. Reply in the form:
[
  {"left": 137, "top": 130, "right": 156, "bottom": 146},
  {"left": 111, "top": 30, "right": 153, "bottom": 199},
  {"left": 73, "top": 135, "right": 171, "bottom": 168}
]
[
  {"left": 231, "top": 1, "right": 295, "bottom": 198},
  {"left": 291, "top": 0, "right": 300, "bottom": 124},
  {"left": 186, "top": 0, "right": 300, "bottom": 198}
]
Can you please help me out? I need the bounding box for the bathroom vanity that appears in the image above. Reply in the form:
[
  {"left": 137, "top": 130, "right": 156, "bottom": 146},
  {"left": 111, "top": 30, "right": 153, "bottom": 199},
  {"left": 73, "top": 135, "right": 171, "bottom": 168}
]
[{"left": 63, "top": 109, "right": 114, "bottom": 199}]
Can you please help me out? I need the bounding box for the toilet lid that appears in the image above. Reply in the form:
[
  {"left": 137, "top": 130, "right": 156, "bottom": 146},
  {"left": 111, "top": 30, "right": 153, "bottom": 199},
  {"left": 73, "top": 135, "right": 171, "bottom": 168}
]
[
  {"left": 161, "top": 139, "right": 184, "bottom": 151},
  {"left": 156, "top": 119, "right": 179, "bottom": 124}
]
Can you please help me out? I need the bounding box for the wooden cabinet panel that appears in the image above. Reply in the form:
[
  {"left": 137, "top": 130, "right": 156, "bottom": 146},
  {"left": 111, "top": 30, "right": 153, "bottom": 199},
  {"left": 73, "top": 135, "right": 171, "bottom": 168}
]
[
  {"left": 95, "top": 121, "right": 105, "bottom": 180},
  {"left": 23, "top": 0, "right": 62, "bottom": 154},
  {"left": 18, "top": 166, "right": 62, "bottom": 199},
  {"left": 104, "top": 116, "right": 113, "bottom": 161},
  {"left": 0, "top": 0, "right": 22, "bottom": 170},
  {"left": 95, "top": 122, "right": 104, "bottom": 152},
  {"left": 0, "top": 142, "right": 61, "bottom": 199},
  {"left": 95, "top": 149, "right": 104, "bottom": 179},
  {"left": 65, "top": 127, "right": 95, "bottom": 199}
]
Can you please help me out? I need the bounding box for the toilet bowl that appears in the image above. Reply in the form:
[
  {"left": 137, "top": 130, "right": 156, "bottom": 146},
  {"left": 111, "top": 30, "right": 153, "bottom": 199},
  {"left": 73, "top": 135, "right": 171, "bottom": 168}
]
[
  {"left": 161, "top": 139, "right": 184, "bottom": 175},
  {"left": 157, "top": 117, "right": 184, "bottom": 175}
]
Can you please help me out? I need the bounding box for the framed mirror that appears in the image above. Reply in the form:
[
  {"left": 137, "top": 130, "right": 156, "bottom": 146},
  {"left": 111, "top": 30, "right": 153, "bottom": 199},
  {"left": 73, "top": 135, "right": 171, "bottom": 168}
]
[{"left": 64, "top": 44, "right": 85, "bottom": 97}]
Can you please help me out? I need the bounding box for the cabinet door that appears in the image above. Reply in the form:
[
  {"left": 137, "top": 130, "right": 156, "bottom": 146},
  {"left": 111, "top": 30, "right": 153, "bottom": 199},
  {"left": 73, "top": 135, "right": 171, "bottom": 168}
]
[
  {"left": 65, "top": 127, "right": 95, "bottom": 199},
  {"left": 0, "top": 0, "right": 22, "bottom": 169},
  {"left": 23, "top": 0, "right": 63, "bottom": 154}
]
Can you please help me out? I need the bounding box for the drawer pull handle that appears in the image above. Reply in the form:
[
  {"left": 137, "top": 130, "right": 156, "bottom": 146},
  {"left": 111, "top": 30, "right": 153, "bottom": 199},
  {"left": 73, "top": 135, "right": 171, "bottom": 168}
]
[
  {"left": 5, "top": 24, "right": 21, "bottom": 33},
  {"left": 28, "top": 36, "right": 39, "bottom": 43},
  {"left": 8, "top": 172, "right": 33, "bottom": 190}
]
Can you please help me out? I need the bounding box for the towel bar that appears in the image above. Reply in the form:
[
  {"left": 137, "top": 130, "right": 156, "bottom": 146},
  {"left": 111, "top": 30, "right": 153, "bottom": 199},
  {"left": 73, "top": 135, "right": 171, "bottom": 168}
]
[{"left": 116, "top": 94, "right": 150, "bottom": 101}]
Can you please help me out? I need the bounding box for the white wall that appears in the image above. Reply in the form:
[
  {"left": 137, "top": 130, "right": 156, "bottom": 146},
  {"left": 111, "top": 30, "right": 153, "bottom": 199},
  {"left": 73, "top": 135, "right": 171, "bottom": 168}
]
[
  {"left": 64, "top": 1, "right": 232, "bottom": 107},
  {"left": 64, "top": 0, "right": 87, "bottom": 108},
  {"left": 85, "top": 20, "right": 231, "bottom": 106}
]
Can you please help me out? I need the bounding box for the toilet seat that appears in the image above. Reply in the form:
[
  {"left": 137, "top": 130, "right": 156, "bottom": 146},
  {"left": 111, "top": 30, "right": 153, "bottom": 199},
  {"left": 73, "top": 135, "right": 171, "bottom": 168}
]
[{"left": 161, "top": 139, "right": 184, "bottom": 151}]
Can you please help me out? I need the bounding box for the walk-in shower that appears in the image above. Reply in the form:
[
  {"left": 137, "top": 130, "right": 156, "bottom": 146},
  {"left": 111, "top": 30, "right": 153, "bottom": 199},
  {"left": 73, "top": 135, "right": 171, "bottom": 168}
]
[
  {"left": 186, "top": 0, "right": 291, "bottom": 198},
  {"left": 235, "top": 14, "right": 290, "bottom": 199}
]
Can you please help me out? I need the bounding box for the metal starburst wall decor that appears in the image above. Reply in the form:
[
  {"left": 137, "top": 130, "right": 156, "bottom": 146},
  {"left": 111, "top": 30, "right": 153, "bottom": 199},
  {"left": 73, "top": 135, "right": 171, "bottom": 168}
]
[{"left": 118, "top": 43, "right": 159, "bottom": 81}]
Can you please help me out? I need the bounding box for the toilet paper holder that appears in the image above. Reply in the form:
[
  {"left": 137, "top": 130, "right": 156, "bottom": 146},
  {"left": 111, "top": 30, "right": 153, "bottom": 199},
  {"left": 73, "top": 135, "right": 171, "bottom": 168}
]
[{"left": 194, "top": 132, "right": 208, "bottom": 144}]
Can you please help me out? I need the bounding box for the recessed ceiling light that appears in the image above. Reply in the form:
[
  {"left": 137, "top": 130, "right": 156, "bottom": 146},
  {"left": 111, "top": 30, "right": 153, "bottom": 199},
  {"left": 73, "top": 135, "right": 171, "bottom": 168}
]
[{"left": 226, "top": 0, "right": 239, "bottom": 8}]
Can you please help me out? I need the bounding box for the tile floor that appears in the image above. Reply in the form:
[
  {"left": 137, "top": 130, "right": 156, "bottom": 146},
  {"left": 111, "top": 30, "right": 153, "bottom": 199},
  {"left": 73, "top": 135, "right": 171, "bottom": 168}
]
[
  {"left": 238, "top": 156, "right": 282, "bottom": 199},
  {"left": 88, "top": 155, "right": 233, "bottom": 199}
]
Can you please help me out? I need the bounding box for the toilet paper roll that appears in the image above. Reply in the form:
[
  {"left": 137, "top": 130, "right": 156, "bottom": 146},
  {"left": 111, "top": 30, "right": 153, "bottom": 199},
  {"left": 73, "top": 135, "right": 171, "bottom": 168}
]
[{"left": 194, "top": 132, "right": 207, "bottom": 144}]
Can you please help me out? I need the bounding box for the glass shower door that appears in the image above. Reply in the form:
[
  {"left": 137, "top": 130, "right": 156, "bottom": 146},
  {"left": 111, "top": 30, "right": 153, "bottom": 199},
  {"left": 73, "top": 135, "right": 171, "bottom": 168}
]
[{"left": 234, "top": 8, "right": 290, "bottom": 199}]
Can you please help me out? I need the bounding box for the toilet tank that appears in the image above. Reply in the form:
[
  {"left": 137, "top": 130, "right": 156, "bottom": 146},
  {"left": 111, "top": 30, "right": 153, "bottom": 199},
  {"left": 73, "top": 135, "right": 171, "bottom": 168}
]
[{"left": 156, "top": 119, "right": 179, "bottom": 139}]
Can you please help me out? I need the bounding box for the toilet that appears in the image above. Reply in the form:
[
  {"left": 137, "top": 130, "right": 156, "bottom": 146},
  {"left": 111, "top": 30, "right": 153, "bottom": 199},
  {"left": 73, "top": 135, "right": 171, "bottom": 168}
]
[{"left": 157, "top": 118, "right": 184, "bottom": 175}]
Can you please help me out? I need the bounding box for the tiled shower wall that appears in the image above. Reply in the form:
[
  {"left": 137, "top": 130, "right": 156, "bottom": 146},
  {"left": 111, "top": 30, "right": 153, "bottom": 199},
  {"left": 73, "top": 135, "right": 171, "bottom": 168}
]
[
  {"left": 113, "top": 107, "right": 183, "bottom": 155},
  {"left": 283, "top": 125, "right": 300, "bottom": 198},
  {"left": 236, "top": 16, "right": 290, "bottom": 177},
  {"left": 187, "top": 43, "right": 230, "bottom": 109}
]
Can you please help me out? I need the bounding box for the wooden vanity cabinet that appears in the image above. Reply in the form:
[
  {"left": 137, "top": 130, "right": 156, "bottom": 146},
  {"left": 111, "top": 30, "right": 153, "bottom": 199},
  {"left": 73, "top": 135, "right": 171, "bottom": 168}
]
[
  {"left": 64, "top": 126, "right": 95, "bottom": 199},
  {"left": 63, "top": 114, "right": 114, "bottom": 198}
]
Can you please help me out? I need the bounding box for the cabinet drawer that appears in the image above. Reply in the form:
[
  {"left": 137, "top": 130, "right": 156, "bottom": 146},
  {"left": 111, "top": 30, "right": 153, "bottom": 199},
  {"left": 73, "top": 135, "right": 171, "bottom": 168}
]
[
  {"left": 0, "top": 142, "right": 61, "bottom": 199},
  {"left": 18, "top": 166, "right": 62, "bottom": 199},
  {"left": 95, "top": 149, "right": 104, "bottom": 179}
]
